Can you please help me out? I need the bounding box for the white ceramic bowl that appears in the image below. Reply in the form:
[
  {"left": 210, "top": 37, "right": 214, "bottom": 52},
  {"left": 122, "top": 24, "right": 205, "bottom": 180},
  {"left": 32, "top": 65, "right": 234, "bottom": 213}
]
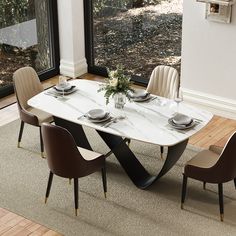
[
  {"left": 87, "top": 109, "right": 106, "bottom": 119},
  {"left": 131, "top": 90, "right": 149, "bottom": 98},
  {"left": 172, "top": 113, "right": 193, "bottom": 125},
  {"left": 55, "top": 83, "right": 72, "bottom": 91}
]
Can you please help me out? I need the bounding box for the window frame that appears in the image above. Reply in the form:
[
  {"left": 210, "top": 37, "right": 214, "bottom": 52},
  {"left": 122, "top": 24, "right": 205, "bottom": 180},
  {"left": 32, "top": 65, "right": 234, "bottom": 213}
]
[{"left": 0, "top": 0, "right": 60, "bottom": 99}]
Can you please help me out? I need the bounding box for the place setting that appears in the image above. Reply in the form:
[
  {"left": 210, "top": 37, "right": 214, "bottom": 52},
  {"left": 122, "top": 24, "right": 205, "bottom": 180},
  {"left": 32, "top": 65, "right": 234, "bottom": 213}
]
[
  {"left": 77, "top": 108, "right": 126, "bottom": 128},
  {"left": 168, "top": 113, "right": 201, "bottom": 131},
  {"left": 128, "top": 89, "right": 157, "bottom": 103},
  {"left": 45, "top": 76, "right": 77, "bottom": 99}
]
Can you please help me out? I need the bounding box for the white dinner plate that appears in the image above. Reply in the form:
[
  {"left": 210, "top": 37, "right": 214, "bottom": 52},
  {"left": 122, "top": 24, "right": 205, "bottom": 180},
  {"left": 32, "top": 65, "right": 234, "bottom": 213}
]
[
  {"left": 86, "top": 113, "right": 111, "bottom": 123},
  {"left": 133, "top": 94, "right": 151, "bottom": 102},
  {"left": 53, "top": 86, "right": 77, "bottom": 95},
  {"left": 168, "top": 118, "right": 196, "bottom": 130}
]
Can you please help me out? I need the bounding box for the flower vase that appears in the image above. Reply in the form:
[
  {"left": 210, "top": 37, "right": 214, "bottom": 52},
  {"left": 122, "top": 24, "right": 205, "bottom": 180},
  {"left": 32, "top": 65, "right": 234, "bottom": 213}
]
[{"left": 113, "top": 93, "right": 126, "bottom": 109}]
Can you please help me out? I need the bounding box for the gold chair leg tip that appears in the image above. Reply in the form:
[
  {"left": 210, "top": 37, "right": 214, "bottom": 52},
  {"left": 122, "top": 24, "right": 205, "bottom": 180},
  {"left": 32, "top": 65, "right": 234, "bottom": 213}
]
[
  {"left": 75, "top": 209, "right": 79, "bottom": 216},
  {"left": 45, "top": 197, "right": 48, "bottom": 204},
  {"left": 41, "top": 152, "right": 45, "bottom": 158},
  {"left": 220, "top": 214, "right": 224, "bottom": 222},
  {"left": 104, "top": 192, "right": 107, "bottom": 198},
  {"left": 181, "top": 203, "right": 184, "bottom": 209},
  {"left": 17, "top": 142, "right": 20, "bottom": 148}
]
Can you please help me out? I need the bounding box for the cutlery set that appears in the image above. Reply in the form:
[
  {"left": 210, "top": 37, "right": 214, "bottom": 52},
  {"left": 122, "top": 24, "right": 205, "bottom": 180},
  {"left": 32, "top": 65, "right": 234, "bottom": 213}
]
[{"left": 77, "top": 113, "right": 126, "bottom": 128}]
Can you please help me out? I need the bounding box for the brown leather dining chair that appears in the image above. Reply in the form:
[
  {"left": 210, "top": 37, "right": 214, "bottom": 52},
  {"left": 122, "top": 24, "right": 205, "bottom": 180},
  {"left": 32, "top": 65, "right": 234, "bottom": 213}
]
[
  {"left": 13, "top": 67, "right": 53, "bottom": 158},
  {"left": 41, "top": 123, "right": 107, "bottom": 216},
  {"left": 181, "top": 132, "right": 236, "bottom": 221}
]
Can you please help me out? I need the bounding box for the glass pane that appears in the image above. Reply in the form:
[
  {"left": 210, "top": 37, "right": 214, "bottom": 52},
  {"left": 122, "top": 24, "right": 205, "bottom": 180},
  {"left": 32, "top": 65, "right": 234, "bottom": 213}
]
[
  {"left": 92, "top": 0, "right": 182, "bottom": 80},
  {"left": 0, "top": 0, "right": 53, "bottom": 89}
]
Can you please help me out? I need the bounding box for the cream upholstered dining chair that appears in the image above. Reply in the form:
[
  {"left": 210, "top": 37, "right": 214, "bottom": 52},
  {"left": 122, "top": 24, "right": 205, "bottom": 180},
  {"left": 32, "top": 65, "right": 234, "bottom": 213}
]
[
  {"left": 181, "top": 132, "right": 236, "bottom": 221},
  {"left": 146, "top": 65, "right": 179, "bottom": 99},
  {"left": 13, "top": 67, "right": 53, "bottom": 158},
  {"left": 145, "top": 65, "right": 179, "bottom": 158},
  {"left": 42, "top": 123, "right": 107, "bottom": 216}
]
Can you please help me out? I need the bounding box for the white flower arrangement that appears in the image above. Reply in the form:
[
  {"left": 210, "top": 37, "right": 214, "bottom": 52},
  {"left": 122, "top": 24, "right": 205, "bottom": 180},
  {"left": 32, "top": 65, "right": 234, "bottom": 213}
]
[{"left": 98, "top": 65, "right": 134, "bottom": 105}]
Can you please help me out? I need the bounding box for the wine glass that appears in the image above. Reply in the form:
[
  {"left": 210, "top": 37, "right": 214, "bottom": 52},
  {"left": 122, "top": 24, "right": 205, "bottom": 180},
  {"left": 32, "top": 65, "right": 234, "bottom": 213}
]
[
  {"left": 174, "top": 89, "right": 183, "bottom": 113},
  {"left": 58, "top": 76, "right": 68, "bottom": 97}
]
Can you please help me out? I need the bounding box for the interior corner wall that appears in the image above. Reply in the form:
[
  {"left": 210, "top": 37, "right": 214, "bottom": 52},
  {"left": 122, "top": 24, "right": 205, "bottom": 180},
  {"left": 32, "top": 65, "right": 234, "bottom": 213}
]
[
  {"left": 181, "top": 0, "right": 236, "bottom": 119},
  {"left": 57, "top": 0, "right": 87, "bottom": 78}
]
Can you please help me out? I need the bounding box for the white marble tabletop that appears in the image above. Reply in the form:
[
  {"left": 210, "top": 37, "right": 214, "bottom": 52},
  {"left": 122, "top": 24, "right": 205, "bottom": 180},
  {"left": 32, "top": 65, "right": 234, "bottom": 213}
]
[{"left": 28, "top": 79, "right": 213, "bottom": 147}]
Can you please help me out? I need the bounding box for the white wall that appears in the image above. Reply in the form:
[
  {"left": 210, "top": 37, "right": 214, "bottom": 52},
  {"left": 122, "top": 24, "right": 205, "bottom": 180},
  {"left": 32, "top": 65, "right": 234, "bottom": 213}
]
[
  {"left": 57, "top": 0, "right": 87, "bottom": 78},
  {"left": 181, "top": 0, "right": 236, "bottom": 118}
]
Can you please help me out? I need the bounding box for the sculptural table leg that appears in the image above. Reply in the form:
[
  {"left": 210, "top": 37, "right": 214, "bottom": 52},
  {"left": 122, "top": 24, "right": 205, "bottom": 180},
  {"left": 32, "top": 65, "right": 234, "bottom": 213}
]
[
  {"left": 53, "top": 117, "right": 189, "bottom": 189},
  {"left": 97, "top": 130, "right": 189, "bottom": 189},
  {"left": 53, "top": 117, "right": 92, "bottom": 150}
]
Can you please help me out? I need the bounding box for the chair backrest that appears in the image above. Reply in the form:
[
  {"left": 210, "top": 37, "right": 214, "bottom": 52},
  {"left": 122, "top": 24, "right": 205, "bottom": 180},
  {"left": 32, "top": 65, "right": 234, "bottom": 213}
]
[
  {"left": 13, "top": 67, "right": 43, "bottom": 110},
  {"left": 41, "top": 123, "right": 90, "bottom": 178},
  {"left": 213, "top": 132, "right": 236, "bottom": 182},
  {"left": 146, "top": 65, "right": 179, "bottom": 99}
]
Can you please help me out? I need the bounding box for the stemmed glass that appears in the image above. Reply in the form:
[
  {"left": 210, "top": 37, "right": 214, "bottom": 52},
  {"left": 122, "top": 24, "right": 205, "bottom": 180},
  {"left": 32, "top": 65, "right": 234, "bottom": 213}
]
[
  {"left": 58, "top": 76, "right": 68, "bottom": 98},
  {"left": 174, "top": 89, "right": 183, "bottom": 113}
]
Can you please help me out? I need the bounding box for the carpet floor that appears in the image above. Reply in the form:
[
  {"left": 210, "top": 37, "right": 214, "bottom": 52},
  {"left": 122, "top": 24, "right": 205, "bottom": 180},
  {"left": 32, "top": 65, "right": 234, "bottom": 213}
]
[{"left": 0, "top": 120, "right": 236, "bottom": 236}]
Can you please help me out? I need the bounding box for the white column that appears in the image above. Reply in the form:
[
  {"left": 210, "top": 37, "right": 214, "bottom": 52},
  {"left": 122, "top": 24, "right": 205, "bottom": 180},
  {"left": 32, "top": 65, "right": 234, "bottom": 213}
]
[{"left": 57, "top": 0, "right": 87, "bottom": 78}]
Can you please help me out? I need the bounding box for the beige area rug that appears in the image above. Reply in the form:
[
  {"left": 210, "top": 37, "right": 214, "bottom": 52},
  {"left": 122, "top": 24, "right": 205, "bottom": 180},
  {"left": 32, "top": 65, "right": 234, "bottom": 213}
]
[{"left": 0, "top": 120, "right": 236, "bottom": 236}]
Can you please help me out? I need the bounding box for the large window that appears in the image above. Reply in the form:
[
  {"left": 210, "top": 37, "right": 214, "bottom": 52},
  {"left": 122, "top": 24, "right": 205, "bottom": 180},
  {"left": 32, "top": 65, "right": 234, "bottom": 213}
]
[
  {"left": 85, "top": 0, "right": 182, "bottom": 85},
  {"left": 0, "top": 0, "right": 59, "bottom": 98}
]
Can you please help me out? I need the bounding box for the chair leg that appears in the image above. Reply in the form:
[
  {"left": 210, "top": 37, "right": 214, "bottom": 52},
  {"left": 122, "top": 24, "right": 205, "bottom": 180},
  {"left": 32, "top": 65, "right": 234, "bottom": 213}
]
[
  {"left": 126, "top": 138, "right": 131, "bottom": 147},
  {"left": 181, "top": 174, "right": 188, "bottom": 209},
  {"left": 160, "top": 146, "right": 164, "bottom": 159},
  {"left": 74, "top": 178, "right": 79, "bottom": 216},
  {"left": 218, "top": 183, "right": 224, "bottom": 222},
  {"left": 203, "top": 182, "right": 206, "bottom": 190},
  {"left": 39, "top": 127, "right": 45, "bottom": 158},
  {"left": 234, "top": 178, "right": 236, "bottom": 189},
  {"left": 17, "top": 121, "right": 25, "bottom": 148},
  {"left": 45, "top": 171, "right": 53, "bottom": 204},
  {"left": 101, "top": 162, "right": 107, "bottom": 198}
]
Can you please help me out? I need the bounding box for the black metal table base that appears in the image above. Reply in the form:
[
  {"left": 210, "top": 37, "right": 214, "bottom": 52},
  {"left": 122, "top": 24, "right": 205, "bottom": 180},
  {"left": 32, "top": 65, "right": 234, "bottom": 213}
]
[
  {"left": 97, "top": 130, "right": 188, "bottom": 189},
  {"left": 54, "top": 117, "right": 188, "bottom": 189}
]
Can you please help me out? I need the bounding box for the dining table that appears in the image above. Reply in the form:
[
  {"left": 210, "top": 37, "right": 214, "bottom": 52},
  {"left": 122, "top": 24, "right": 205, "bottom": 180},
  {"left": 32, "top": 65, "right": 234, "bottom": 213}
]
[{"left": 28, "top": 79, "right": 213, "bottom": 189}]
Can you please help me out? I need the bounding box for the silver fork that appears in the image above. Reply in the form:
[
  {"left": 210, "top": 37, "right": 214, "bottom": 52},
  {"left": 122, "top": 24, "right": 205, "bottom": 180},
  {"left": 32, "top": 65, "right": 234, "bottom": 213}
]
[
  {"left": 148, "top": 97, "right": 158, "bottom": 102},
  {"left": 102, "top": 115, "right": 125, "bottom": 128}
]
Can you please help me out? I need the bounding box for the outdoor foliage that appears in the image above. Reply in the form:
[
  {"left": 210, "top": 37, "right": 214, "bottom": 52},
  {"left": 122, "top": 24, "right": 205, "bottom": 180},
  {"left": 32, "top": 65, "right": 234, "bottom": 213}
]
[
  {"left": 0, "top": 0, "right": 35, "bottom": 29},
  {"left": 0, "top": 0, "right": 51, "bottom": 88},
  {"left": 93, "top": 0, "right": 162, "bottom": 16}
]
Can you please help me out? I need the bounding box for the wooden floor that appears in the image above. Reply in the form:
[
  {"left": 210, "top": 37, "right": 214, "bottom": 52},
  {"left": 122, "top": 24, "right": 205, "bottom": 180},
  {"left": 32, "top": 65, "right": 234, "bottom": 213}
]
[{"left": 0, "top": 73, "right": 236, "bottom": 235}]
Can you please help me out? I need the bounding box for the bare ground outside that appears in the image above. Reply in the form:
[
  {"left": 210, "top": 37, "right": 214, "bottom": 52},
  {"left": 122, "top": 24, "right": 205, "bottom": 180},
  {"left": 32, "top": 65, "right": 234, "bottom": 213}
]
[{"left": 93, "top": 0, "right": 183, "bottom": 79}]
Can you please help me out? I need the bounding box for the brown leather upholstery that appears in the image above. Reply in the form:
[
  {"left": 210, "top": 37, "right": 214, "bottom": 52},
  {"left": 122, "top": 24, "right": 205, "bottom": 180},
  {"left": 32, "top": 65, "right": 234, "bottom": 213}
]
[
  {"left": 13, "top": 67, "right": 53, "bottom": 157},
  {"left": 181, "top": 132, "right": 236, "bottom": 221},
  {"left": 184, "top": 132, "right": 236, "bottom": 183},
  {"left": 41, "top": 123, "right": 107, "bottom": 215},
  {"left": 146, "top": 65, "right": 179, "bottom": 99},
  {"left": 42, "top": 123, "right": 105, "bottom": 178}
]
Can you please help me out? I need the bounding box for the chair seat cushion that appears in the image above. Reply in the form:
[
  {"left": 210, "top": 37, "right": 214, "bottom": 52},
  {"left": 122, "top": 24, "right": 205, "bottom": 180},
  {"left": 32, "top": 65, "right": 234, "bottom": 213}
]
[
  {"left": 185, "top": 150, "right": 220, "bottom": 169},
  {"left": 27, "top": 107, "right": 53, "bottom": 124},
  {"left": 77, "top": 147, "right": 103, "bottom": 161},
  {"left": 184, "top": 150, "right": 221, "bottom": 182}
]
